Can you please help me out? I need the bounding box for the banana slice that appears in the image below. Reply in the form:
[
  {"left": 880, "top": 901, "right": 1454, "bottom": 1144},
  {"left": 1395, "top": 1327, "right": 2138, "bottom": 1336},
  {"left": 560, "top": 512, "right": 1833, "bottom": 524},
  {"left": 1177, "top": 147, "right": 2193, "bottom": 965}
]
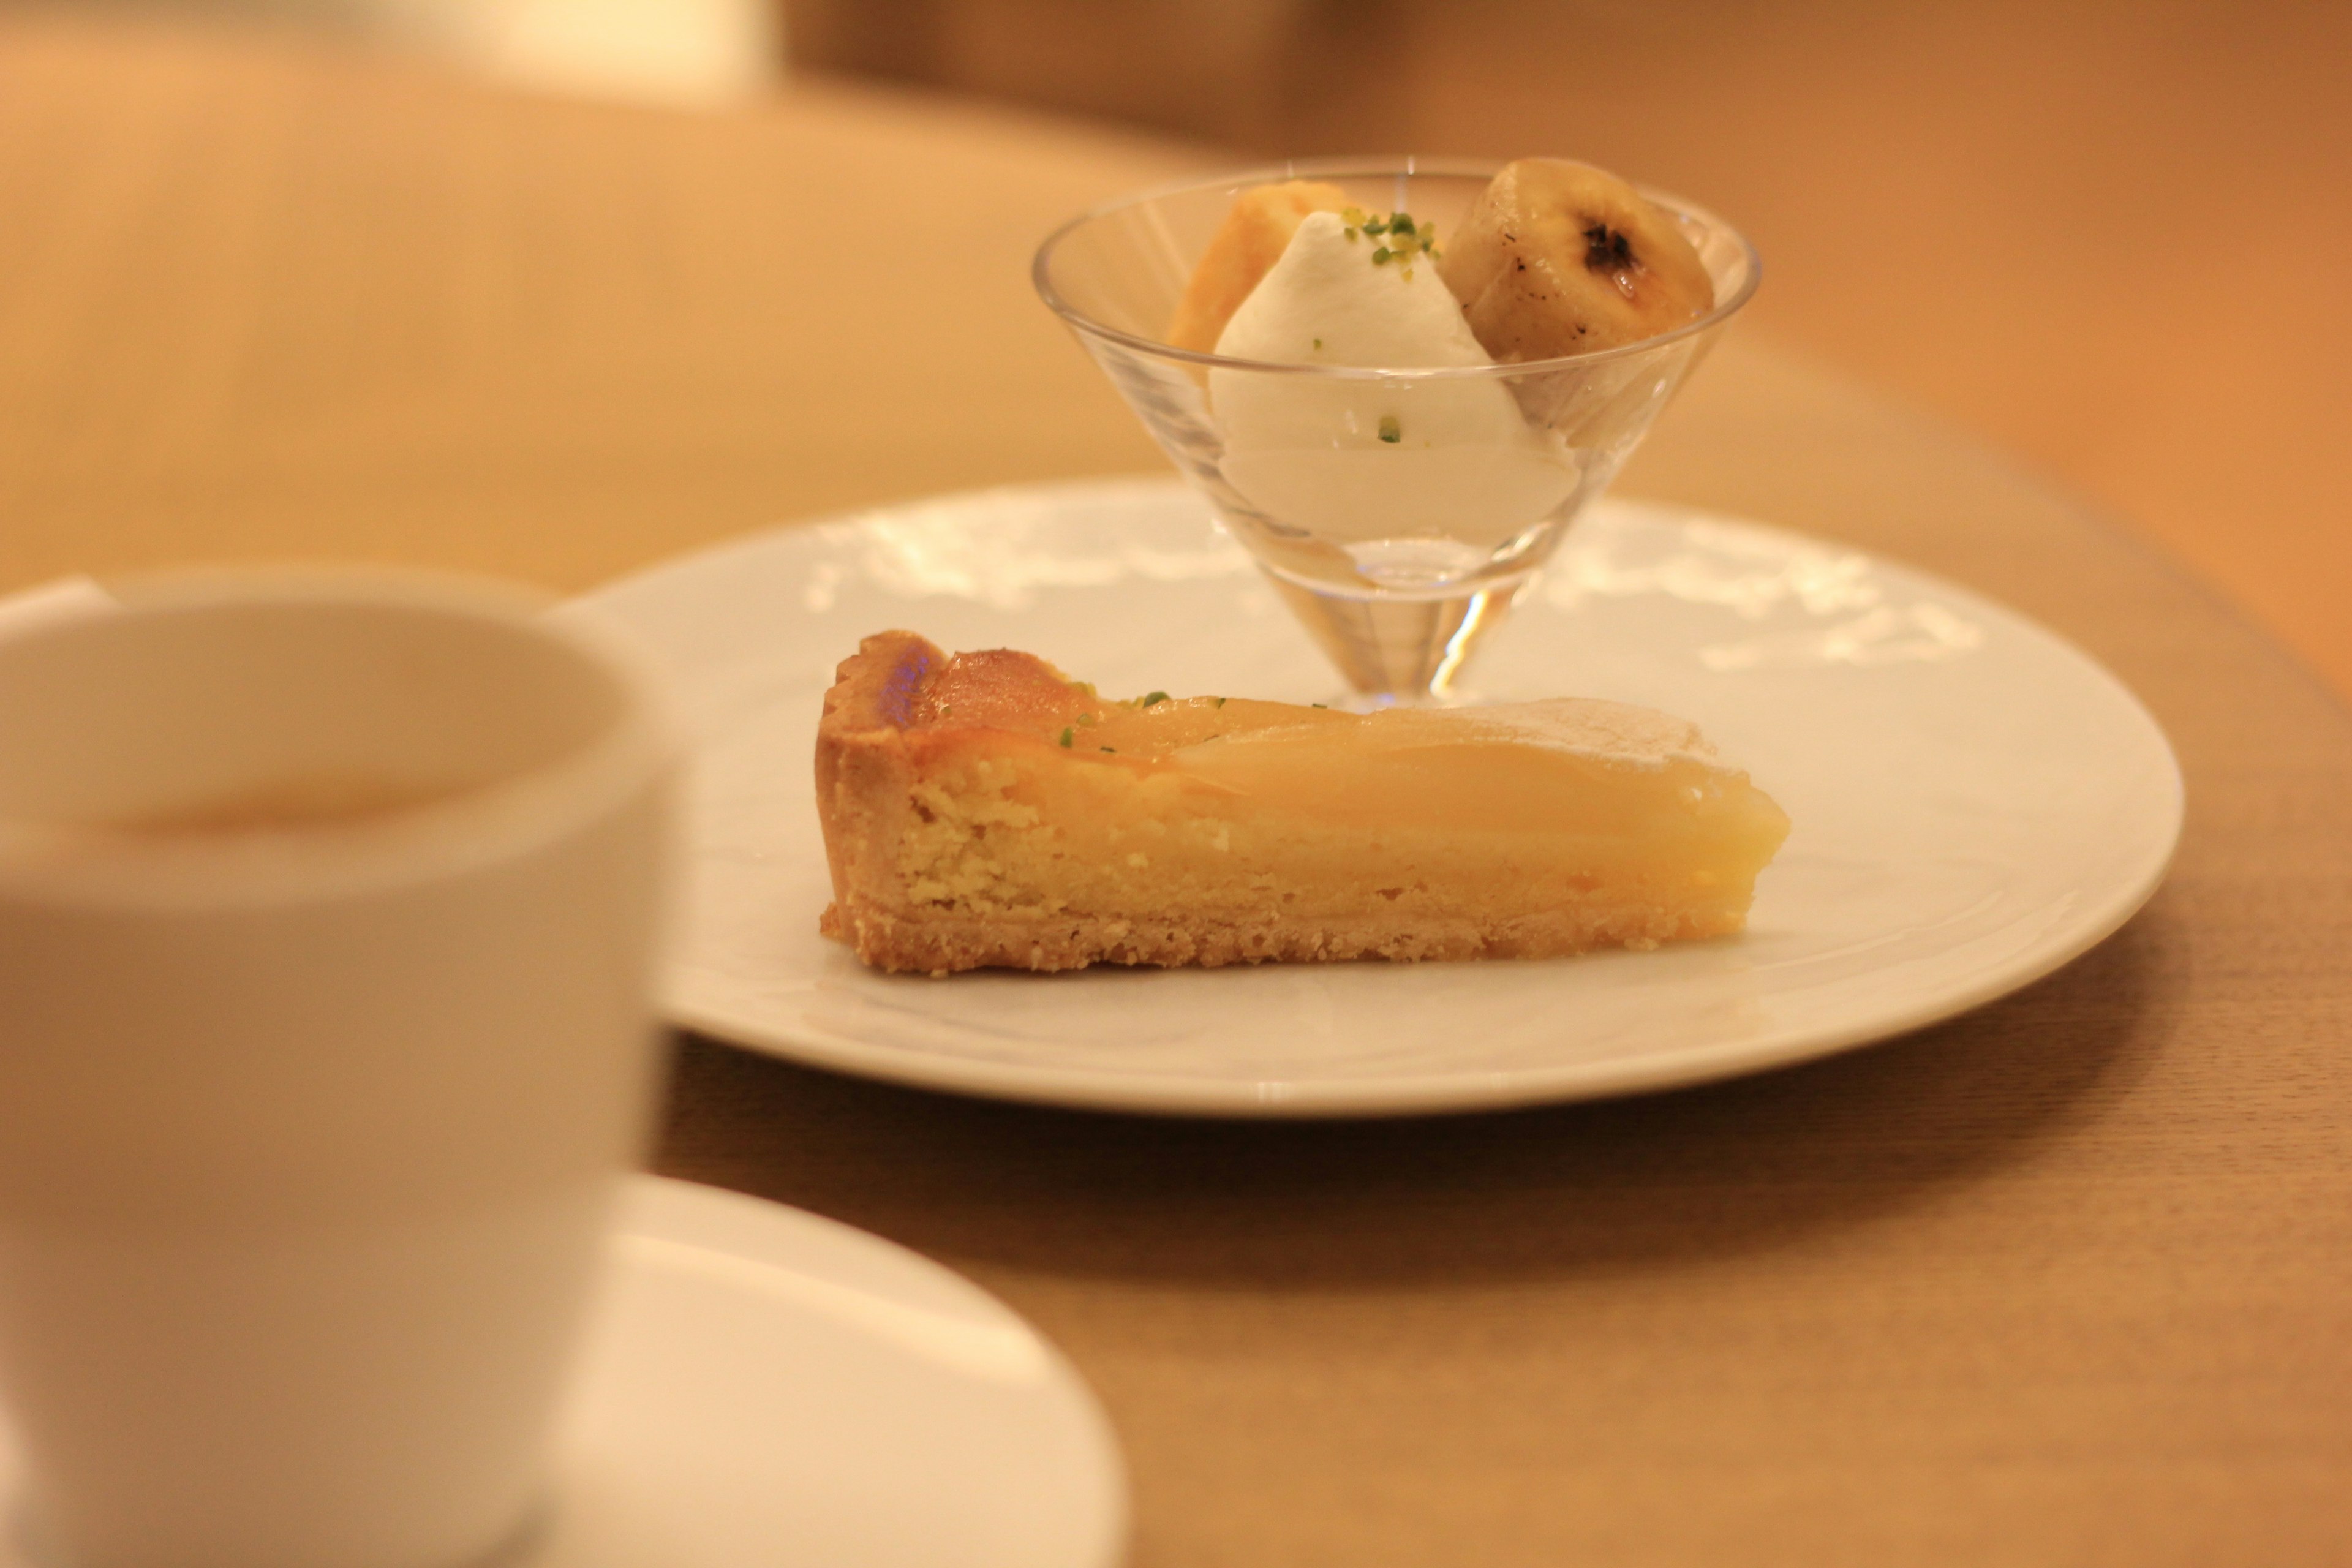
[
  {"left": 1438, "top": 159, "right": 1714, "bottom": 361},
  {"left": 1167, "top": 179, "right": 1350, "bottom": 353}
]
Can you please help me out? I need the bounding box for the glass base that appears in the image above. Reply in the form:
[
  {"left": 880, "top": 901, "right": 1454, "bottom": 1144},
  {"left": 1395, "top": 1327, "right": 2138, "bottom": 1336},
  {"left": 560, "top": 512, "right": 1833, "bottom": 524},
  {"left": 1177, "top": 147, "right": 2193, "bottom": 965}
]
[{"left": 1265, "top": 570, "right": 1526, "bottom": 703}]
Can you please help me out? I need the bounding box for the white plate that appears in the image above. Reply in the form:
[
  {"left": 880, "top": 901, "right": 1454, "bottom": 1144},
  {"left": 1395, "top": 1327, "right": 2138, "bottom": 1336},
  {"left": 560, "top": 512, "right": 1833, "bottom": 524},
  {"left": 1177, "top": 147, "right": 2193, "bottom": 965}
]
[
  {"left": 571, "top": 477, "right": 2182, "bottom": 1117},
  {"left": 538, "top": 1178, "right": 1125, "bottom": 1567},
  {"left": 0, "top": 1178, "right": 1126, "bottom": 1568}
]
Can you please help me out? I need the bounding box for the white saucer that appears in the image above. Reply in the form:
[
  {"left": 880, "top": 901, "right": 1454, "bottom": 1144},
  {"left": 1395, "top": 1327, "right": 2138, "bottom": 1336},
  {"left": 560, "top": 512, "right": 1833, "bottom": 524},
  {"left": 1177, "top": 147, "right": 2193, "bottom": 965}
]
[
  {"left": 570, "top": 477, "right": 2183, "bottom": 1117},
  {"left": 0, "top": 1179, "right": 1127, "bottom": 1568},
  {"left": 541, "top": 1178, "right": 1123, "bottom": 1568}
]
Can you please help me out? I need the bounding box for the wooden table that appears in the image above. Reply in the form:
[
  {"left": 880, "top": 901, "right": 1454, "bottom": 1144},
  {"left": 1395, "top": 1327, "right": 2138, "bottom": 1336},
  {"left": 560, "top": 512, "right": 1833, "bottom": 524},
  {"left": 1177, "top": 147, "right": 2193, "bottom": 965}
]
[{"left": 4, "top": 18, "right": 2348, "bottom": 1567}]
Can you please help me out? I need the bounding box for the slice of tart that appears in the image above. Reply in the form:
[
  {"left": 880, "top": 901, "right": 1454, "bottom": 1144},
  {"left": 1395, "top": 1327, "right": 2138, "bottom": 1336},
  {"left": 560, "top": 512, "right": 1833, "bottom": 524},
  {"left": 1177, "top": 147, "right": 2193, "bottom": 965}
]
[{"left": 815, "top": 631, "right": 1789, "bottom": 974}]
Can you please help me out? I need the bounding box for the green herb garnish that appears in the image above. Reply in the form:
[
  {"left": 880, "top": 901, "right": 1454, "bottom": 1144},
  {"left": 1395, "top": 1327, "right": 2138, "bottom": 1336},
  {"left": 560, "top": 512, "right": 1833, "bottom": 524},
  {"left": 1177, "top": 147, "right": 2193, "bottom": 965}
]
[
  {"left": 1356, "top": 209, "right": 1441, "bottom": 271},
  {"left": 1213, "top": 696, "right": 1227, "bottom": 707},
  {"left": 1058, "top": 727, "right": 1074, "bottom": 747},
  {"left": 1142, "top": 690, "right": 1169, "bottom": 707},
  {"left": 1378, "top": 415, "right": 1401, "bottom": 443},
  {"left": 1313, "top": 337, "right": 1323, "bottom": 349},
  {"left": 1099, "top": 745, "right": 1117, "bottom": 753},
  {"left": 1311, "top": 702, "right": 1329, "bottom": 709}
]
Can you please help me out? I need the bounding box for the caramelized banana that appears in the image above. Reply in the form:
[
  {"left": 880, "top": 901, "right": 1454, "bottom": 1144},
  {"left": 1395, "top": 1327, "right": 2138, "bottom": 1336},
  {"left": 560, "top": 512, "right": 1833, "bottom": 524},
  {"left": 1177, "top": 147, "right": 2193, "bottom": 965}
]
[
  {"left": 1438, "top": 159, "right": 1713, "bottom": 360},
  {"left": 1167, "top": 179, "right": 1350, "bottom": 353}
]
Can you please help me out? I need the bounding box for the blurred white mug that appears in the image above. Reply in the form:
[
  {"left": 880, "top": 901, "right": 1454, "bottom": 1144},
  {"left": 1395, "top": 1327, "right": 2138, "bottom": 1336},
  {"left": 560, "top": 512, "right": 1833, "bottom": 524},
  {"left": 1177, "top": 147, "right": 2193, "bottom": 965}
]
[{"left": 0, "top": 572, "right": 676, "bottom": 1568}]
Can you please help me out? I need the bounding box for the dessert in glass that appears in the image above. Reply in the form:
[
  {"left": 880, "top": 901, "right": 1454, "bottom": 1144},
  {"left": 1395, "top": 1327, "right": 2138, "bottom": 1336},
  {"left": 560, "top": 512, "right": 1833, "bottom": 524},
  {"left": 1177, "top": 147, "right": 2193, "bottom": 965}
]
[{"left": 1034, "top": 157, "right": 1760, "bottom": 702}]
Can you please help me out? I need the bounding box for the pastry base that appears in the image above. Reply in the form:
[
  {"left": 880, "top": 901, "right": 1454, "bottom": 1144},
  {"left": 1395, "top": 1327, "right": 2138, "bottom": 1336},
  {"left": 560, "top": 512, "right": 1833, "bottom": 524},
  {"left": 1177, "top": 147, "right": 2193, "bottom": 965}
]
[{"left": 820, "top": 895, "right": 1721, "bottom": 976}]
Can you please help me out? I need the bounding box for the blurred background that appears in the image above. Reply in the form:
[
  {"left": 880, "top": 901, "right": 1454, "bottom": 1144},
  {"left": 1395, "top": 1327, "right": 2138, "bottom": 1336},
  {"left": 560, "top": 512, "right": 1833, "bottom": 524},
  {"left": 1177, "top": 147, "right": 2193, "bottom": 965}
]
[{"left": 8, "top": 0, "right": 2348, "bottom": 698}]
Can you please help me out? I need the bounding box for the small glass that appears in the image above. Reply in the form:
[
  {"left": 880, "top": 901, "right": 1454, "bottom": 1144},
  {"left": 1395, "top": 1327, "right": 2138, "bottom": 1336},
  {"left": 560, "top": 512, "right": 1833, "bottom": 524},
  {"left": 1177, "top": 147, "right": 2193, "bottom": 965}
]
[{"left": 1034, "top": 156, "right": 1759, "bottom": 701}]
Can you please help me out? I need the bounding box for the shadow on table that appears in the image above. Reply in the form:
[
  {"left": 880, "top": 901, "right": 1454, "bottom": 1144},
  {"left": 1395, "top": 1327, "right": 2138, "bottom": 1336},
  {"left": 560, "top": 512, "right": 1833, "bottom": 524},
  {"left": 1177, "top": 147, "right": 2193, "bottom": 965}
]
[{"left": 655, "top": 900, "right": 2185, "bottom": 1290}]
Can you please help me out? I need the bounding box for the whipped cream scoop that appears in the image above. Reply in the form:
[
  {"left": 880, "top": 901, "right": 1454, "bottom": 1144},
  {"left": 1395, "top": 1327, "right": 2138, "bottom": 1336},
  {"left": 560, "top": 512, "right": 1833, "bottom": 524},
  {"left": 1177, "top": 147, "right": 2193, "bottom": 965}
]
[{"left": 1208, "top": 212, "right": 1576, "bottom": 556}]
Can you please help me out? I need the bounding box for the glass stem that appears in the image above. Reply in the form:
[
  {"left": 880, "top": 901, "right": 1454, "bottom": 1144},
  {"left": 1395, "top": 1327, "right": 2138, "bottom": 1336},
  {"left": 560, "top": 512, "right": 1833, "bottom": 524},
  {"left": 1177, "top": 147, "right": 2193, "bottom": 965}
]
[{"left": 1265, "top": 573, "right": 1526, "bottom": 704}]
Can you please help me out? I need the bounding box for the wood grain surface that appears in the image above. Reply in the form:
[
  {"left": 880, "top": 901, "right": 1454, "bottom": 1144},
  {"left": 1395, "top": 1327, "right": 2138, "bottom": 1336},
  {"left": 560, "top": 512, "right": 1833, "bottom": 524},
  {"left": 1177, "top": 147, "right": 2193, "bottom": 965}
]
[{"left": 1, "top": 17, "right": 2346, "bottom": 1567}]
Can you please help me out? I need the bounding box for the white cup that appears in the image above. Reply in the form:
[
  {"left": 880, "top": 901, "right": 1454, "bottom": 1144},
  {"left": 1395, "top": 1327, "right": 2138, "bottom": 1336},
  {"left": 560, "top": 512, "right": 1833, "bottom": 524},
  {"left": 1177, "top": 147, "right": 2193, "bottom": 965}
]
[{"left": 0, "top": 573, "right": 677, "bottom": 1568}]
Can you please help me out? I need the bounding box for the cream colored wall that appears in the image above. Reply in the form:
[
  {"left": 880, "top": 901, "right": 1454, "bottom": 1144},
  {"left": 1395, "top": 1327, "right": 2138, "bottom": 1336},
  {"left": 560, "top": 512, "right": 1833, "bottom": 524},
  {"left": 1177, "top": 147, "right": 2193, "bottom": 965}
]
[
  {"left": 371, "top": 0, "right": 777, "bottom": 102},
  {"left": 31, "top": 0, "right": 780, "bottom": 101}
]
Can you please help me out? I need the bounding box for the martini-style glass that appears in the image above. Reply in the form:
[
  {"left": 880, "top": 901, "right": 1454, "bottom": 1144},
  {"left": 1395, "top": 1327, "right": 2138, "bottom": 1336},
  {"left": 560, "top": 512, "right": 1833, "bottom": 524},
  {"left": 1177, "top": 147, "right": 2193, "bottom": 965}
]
[{"left": 1034, "top": 156, "right": 1759, "bottom": 701}]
